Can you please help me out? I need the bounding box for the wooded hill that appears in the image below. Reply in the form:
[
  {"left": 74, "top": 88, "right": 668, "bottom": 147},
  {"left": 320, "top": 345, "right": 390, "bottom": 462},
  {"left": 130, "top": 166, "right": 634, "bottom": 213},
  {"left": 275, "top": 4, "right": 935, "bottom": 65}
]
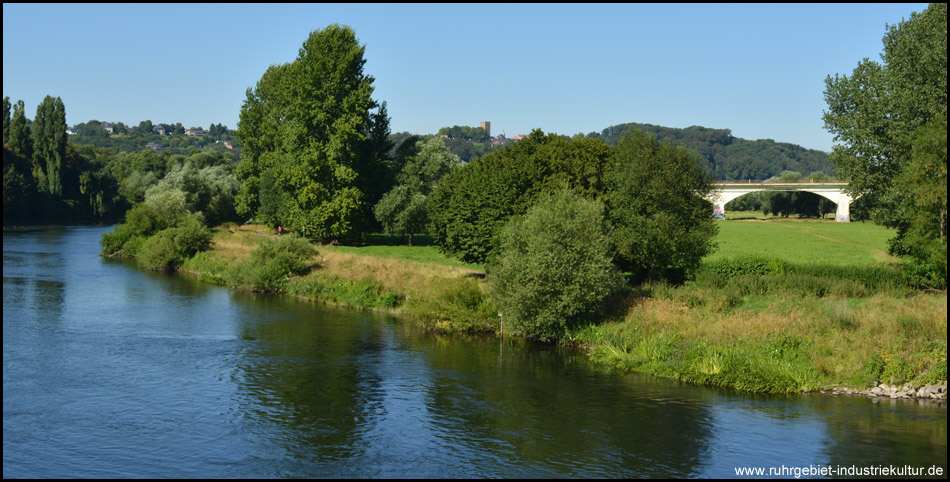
[{"left": 586, "top": 122, "right": 835, "bottom": 181}]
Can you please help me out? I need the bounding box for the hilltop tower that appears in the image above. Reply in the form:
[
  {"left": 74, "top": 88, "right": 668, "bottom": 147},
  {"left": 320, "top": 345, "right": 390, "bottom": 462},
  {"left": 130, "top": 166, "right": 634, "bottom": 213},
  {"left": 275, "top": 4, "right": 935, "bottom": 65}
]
[{"left": 480, "top": 121, "right": 491, "bottom": 138}]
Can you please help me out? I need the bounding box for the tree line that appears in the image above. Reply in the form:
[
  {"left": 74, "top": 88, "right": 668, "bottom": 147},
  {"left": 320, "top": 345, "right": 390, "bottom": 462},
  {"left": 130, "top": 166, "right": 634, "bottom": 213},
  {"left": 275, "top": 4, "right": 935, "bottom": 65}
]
[
  {"left": 3, "top": 94, "right": 241, "bottom": 225},
  {"left": 587, "top": 122, "right": 836, "bottom": 181}
]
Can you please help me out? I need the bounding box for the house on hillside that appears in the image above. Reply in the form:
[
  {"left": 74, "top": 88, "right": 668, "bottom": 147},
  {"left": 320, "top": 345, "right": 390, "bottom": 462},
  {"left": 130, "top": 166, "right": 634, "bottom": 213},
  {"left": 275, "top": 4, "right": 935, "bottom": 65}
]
[
  {"left": 153, "top": 124, "right": 167, "bottom": 136},
  {"left": 185, "top": 129, "right": 205, "bottom": 137},
  {"left": 100, "top": 122, "right": 114, "bottom": 134},
  {"left": 145, "top": 142, "right": 164, "bottom": 152}
]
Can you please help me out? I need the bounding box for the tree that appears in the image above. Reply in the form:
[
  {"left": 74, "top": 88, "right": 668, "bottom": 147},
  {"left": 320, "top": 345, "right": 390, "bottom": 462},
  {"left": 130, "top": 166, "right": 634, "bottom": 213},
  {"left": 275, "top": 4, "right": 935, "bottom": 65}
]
[
  {"left": 823, "top": 3, "right": 946, "bottom": 257},
  {"left": 604, "top": 132, "right": 718, "bottom": 284},
  {"left": 374, "top": 136, "right": 460, "bottom": 245},
  {"left": 2, "top": 96, "right": 10, "bottom": 145},
  {"left": 32, "top": 96, "right": 68, "bottom": 196},
  {"left": 428, "top": 130, "right": 612, "bottom": 264},
  {"left": 8, "top": 100, "right": 33, "bottom": 161},
  {"left": 893, "top": 114, "right": 947, "bottom": 287},
  {"left": 137, "top": 120, "right": 154, "bottom": 135},
  {"left": 235, "top": 24, "right": 385, "bottom": 243},
  {"left": 488, "top": 187, "right": 624, "bottom": 342},
  {"left": 145, "top": 161, "right": 239, "bottom": 227}
]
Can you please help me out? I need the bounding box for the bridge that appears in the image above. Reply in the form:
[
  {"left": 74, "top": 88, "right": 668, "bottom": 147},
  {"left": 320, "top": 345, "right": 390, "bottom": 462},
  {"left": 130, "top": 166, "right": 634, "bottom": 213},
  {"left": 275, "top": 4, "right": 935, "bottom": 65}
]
[{"left": 708, "top": 182, "right": 854, "bottom": 222}]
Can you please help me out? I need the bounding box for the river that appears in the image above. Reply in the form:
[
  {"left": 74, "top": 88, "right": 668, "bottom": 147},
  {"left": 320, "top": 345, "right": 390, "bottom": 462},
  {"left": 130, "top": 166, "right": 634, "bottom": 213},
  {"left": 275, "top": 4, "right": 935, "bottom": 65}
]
[{"left": 3, "top": 225, "right": 946, "bottom": 478}]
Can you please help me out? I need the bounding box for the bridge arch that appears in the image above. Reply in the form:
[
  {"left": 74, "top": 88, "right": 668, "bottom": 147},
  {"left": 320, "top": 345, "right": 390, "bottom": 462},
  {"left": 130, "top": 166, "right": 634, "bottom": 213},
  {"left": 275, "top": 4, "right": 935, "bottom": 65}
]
[{"left": 708, "top": 183, "right": 854, "bottom": 222}]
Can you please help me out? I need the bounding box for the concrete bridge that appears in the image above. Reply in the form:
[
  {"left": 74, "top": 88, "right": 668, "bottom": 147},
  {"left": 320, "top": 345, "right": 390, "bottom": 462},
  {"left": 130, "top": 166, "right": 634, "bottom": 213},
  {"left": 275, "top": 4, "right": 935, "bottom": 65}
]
[{"left": 708, "top": 182, "right": 854, "bottom": 222}]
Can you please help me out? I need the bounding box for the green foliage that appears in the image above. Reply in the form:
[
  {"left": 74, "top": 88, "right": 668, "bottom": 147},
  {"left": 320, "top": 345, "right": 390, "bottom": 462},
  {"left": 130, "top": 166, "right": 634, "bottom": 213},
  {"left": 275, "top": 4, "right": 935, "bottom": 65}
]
[
  {"left": 429, "top": 130, "right": 612, "bottom": 264},
  {"left": 107, "top": 207, "right": 212, "bottom": 270},
  {"left": 2, "top": 96, "right": 10, "bottom": 144},
  {"left": 488, "top": 188, "right": 624, "bottom": 342},
  {"left": 590, "top": 122, "right": 834, "bottom": 180},
  {"left": 137, "top": 229, "right": 181, "bottom": 270},
  {"left": 170, "top": 214, "right": 214, "bottom": 258},
  {"left": 604, "top": 132, "right": 718, "bottom": 283},
  {"left": 286, "top": 275, "right": 402, "bottom": 310},
  {"left": 8, "top": 100, "right": 33, "bottom": 161},
  {"left": 32, "top": 96, "right": 68, "bottom": 196},
  {"left": 691, "top": 258, "right": 910, "bottom": 300},
  {"left": 375, "top": 136, "right": 460, "bottom": 245},
  {"left": 437, "top": 125, "right": 490, "bottom": 142},
  {"left": 234, "top": 24, "right": 390, "bottom": 243},
  {"left": 891, "top": 114, "right": 947, "bottom": 288},
  {"left": 406, "top": 276, "right": 498, "bottom": 333},
  {"left": 144, "top": 161, "right": 239, "bottom": 227},
  {"left": 823, "top": 3, "right": 946, "bottom": 262},
  {"left": 99, "top": 222, "right": 136, "bottom": 255},
  {"left": 225, "top": 236, "right": 318, "bottom": 292}
]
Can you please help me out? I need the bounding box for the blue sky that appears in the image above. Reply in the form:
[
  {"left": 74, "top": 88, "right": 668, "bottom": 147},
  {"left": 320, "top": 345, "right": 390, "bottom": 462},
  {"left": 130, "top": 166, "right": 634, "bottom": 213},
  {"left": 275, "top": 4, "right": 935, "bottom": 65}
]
[{"left": 2, "top": 3, "right": 928, "bottom": 152}]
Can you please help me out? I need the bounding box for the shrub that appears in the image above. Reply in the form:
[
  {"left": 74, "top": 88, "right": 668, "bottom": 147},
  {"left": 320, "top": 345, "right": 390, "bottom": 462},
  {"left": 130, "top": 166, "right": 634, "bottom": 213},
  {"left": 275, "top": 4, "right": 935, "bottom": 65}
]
[
  {"left": 488, "top": 188, "right": 624, "bottom": 342},
  {"left": 134, "top": 213, "right": 212, "bottom": 271},
  {"left": 137, "top": 229, "right": 180, "bottom": 270},
  {"left": 100, "top": 223, "right": 136, "bottom": 255},
  {"left": 171, "top": 214, "right": 213, "bottom": 259},
  {"left": 226, "top": 236, "right": 318, "bottom": 292}
]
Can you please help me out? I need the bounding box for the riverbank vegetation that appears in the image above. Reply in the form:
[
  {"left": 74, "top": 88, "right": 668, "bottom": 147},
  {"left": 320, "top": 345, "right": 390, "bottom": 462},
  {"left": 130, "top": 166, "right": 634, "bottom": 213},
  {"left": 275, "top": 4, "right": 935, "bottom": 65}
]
[
  {"left": 167, "top": 218, "right": 945, "bottom": 396},
  {"left": 8, "top": 8, "right": 943, "bottom": 397}
]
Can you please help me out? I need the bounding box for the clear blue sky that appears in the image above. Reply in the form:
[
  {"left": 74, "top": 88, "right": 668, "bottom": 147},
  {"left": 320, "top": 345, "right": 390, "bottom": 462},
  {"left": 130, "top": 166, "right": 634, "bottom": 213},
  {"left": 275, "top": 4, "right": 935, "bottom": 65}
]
[{"left": 2, "top": 3, "right": 928, "bottom": 152}]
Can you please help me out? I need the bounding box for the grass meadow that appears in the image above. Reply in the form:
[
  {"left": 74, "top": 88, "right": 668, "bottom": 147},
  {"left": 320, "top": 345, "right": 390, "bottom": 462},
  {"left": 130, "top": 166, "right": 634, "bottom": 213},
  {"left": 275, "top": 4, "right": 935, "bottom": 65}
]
[{"left": 576, "top": 218, "right": 945, "bottom": 394}]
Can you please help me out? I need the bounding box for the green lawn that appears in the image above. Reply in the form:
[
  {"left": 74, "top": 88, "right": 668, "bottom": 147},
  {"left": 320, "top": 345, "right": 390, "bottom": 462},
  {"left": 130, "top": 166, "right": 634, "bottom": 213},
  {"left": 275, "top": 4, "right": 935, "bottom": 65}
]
[
  {"left": 706, "top": 218, "right": 899, "bottom": 266},
  {"left": 318, "top": 234, "right": 483, "bottom": 270},
  {"left": 318, "top": 220, "right": 899, "bottom": 270}
]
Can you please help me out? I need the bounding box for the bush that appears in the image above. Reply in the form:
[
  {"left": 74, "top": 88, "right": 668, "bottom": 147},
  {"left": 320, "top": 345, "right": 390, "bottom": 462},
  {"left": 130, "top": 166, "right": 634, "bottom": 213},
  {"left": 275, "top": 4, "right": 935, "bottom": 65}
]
[
  {"left": 488, "top": 188, "right": 624, "bottom": 342},
  {"left": 137, "top": 229, "right": 180, "bottom": 270},
  {"left": 171, "top": 214, "right": 213, "bottom": 259},
  {"left": 134, "top": 214, "right": 213, "bottom": 271},
  {"left": 100, "top": 223, "right": 136, "bottom": 255},
  {"left": 226, "top": 236, "right": 318, "bottom": 292}
]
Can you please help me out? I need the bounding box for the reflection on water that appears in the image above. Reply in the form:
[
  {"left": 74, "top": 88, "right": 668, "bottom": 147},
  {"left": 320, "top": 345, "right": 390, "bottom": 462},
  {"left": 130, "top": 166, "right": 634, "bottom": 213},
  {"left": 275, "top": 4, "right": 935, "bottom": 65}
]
[{"left": 3, "top": 226, "right": 947, "bottom": 478}]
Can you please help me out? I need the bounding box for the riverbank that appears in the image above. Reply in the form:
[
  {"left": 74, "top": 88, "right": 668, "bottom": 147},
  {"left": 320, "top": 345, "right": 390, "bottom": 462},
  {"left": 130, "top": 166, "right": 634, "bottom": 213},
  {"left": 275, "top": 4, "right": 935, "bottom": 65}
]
[{"left": 178, "top": 223, "right": 946, "bottom": 399}]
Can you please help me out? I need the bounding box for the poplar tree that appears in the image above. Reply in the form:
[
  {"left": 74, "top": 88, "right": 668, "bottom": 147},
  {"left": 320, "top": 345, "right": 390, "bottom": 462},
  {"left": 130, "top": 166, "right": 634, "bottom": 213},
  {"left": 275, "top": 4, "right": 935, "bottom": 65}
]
[
  {"left": 32, "top": 95, "right": 68, "bottom": 196},
  {"left": 2, "top": 96, "right": 11, "bottom": 144},
  {"left": 9, "top": 100, "right": 33, "bottom": 161}
]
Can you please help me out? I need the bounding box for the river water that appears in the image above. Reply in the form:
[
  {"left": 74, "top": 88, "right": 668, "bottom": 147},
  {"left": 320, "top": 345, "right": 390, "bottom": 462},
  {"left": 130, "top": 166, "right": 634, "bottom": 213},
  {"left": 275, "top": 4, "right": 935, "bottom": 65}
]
[{"left": 3, "top": 225, "right": 946, "bottom": 478}]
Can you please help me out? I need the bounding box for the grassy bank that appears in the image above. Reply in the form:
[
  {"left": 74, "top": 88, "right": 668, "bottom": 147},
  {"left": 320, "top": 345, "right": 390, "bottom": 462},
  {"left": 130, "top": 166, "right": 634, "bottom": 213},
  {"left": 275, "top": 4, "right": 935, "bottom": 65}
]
[
  {"left": 179, "top": 224, "right": 497, "bottom": 331},
  {"left": 178, "top": 221, "right": 946, "bottom": 396}
]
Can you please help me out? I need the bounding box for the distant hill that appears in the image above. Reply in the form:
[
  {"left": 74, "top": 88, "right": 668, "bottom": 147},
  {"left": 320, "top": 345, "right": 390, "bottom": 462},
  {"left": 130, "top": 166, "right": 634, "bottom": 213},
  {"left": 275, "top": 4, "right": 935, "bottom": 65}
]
[{"left": 587, "top": 122, "right": 835, "bottom": 181}]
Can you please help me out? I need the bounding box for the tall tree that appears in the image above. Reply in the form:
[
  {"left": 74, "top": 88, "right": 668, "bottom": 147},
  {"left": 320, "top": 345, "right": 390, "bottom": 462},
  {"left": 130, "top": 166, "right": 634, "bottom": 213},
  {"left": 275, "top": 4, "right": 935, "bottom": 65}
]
[
  {"left": 2, "top": 96, "right": 10, "bottom": 145},
  {"left": 235, "top": 24, "right": 384, "bottom": 243},
  {"left": 32, "top": 96, "right": 68, "bottom": 196},
  {"left": 893, "top": 114, "right": 947, "bottom": 287},
  {"left": 604, "top": 132, "right": 718, "bottom": 284},
  {"left": 823, "top": 3, "right": 946, "bottom": 257},
  {"left": 8, "top": 100, "right": 33, "bottom": 162}
]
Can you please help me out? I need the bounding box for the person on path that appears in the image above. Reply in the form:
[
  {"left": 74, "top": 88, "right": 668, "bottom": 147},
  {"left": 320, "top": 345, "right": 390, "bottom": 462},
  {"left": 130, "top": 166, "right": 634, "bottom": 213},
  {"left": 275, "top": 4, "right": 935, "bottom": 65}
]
[{"left": 278, "top": 226, "right": 282, "bottom": 236}]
